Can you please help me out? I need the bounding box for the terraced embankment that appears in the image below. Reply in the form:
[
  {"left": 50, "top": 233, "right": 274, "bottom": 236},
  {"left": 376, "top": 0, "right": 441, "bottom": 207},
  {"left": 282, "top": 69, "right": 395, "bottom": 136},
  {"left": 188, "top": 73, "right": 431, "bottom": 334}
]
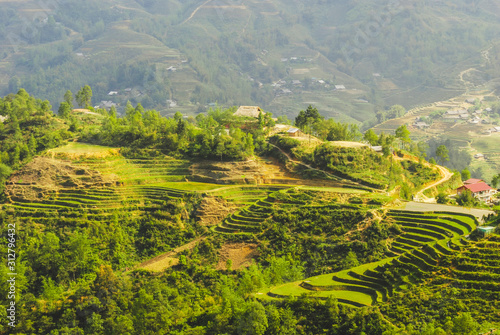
[
  {"left": 259, "top": 210, "right": 479, "bottom": 307},
  {"left": 3, "top": 151, "right": 196, "bottom": 221},
  {"left": 212, "top": 188, "right": 307, "bottom": 234}
]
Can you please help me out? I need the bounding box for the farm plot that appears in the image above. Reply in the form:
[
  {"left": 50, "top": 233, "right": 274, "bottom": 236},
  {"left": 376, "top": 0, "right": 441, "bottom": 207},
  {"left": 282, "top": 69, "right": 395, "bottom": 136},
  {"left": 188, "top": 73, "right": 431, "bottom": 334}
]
[{"left": 259, "top": 210, "right": 478, "bottom": 307}]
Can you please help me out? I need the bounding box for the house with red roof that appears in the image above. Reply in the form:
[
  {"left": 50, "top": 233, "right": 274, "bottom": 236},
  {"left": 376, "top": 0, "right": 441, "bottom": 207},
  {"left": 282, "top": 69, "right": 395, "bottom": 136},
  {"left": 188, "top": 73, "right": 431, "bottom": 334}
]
[
  {"left": 463, "top": 178, "right": 485, "bottom": 185},
  {"left": 457, "top": 180, "right": 496, "bottom": 202}
]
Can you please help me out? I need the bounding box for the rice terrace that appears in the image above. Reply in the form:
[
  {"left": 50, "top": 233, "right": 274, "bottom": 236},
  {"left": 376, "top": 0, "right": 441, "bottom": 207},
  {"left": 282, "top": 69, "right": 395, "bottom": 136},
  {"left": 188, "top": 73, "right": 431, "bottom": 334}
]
[{"left": 3, "top": 0, "right": 500, "bottom": 331}]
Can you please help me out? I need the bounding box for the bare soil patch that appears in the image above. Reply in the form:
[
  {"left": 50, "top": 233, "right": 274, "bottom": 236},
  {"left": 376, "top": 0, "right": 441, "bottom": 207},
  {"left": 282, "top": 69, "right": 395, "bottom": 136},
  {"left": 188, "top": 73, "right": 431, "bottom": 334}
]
[
  {"left": 190, "top": 158, "right": 290, "bottom": 184},
  {"left": 217, "top": 243, "right": 259, "bottom": 270},
  {"left": 138, "top": 237, "right": 207, "bottom": 272},
  {"left": 5, "top": 157, "right": 118, "bottom": 201},
  {"left": 195, "top": 195, "right": 239, "bottom": 226}
]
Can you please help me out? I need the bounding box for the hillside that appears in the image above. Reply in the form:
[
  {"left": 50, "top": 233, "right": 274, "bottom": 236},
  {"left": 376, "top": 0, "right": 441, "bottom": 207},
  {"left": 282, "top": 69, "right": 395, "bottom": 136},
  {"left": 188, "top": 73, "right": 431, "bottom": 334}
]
[
  {"left": 1, "top": 91, "right": 500, "bottom": 334},
  {"left": 2, "top": 0, "right": 500, "bottom": 123}
]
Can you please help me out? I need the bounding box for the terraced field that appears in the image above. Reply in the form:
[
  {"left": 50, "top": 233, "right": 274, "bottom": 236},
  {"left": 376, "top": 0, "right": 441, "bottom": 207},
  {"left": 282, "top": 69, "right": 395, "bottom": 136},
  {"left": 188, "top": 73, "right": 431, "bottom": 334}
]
[
  {"left": 259, "top": 210, "right": 480, "bottom": 307},
  {"left": 213, "top": 188, "right": 308, "bottom": 234},
  {"left": 4, "top": 144, "right": 239, "bottom": 223}
]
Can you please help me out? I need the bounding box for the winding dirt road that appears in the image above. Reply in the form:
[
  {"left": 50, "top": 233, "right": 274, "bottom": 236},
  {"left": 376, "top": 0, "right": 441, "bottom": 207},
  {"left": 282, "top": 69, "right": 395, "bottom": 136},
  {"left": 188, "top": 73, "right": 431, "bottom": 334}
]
[{"left": 414, "top": 164, "right": 454, "bottom": 202}]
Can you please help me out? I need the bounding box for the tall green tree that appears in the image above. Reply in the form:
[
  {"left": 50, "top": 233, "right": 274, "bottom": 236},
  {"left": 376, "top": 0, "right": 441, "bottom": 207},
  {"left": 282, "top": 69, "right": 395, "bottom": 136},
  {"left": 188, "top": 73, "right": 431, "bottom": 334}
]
[
  {"left": 0, "top": 163, "right": 12, "bottom": 193},
  {"left": 492, "top": 174, "right": 500, "bottom": 188},
  {"left": 237, "top": 301, "right": 268, "bottom": 335},
  {"left": 436, "top": 145, "right": 449, "bottom": 165},
  {"left": 75, "top": 85, "right": 92, "bottom": 108},
  {"left": 461, "top": 169, "right": 471, "bottom": 182},
  {"left": 294, "top": 105, "right": 323, "bottom": 129},
  {"left": 58, "top": 102, "right": 72, "bottom": 119},
  {"left": 395, "top": 124, "right": 411, "bottom": 149},
  {"left": 64, "top": 90, "right": 73, "bottom": 108},
  {"left": 363, "top": 129, "right": 379, "bottom": 145}
]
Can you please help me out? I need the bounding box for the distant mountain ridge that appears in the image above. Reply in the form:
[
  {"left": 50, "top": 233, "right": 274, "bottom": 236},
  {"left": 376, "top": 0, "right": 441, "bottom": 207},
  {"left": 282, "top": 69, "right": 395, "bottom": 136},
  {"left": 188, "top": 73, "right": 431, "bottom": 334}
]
[{"left": 1, "top": 0, "right": 500, "bottom": 123}]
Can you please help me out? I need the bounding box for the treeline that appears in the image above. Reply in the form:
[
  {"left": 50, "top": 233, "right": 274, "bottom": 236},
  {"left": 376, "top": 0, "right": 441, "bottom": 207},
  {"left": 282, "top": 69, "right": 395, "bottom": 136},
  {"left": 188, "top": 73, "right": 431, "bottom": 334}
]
[{"left": 81, "top": 104, "right": 259, "bottom": 161}]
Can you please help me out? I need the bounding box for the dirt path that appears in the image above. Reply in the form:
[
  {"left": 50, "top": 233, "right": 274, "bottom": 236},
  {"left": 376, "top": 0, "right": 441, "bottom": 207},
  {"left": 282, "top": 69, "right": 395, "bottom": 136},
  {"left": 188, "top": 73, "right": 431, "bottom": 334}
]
[
  {"left": 404, "top": 202, "right": 494, "bottom": 222},
  {"left": 414, "top": 164, "right": 454, "bottom": 202},
  {"left": 136, "top": 236, "right": 207, "bottom": 272},
  {"left": 182, "top": 0, "right": 212, "bottom": 24}
]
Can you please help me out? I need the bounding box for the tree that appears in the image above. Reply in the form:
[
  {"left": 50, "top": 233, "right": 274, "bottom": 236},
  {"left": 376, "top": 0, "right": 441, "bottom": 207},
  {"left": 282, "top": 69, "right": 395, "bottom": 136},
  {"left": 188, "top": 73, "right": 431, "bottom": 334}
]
[
  {"left": 277, "top": 115, "right": 291, "bottom": 125},
  {"left": 294, "top": 105, "right": 323, "bottom": 129},
  {"left": 452, "top": 313, "right": 479, "bottom": 334},
  {"left": 64, "top": 90, "right": 73, "bottom": 108},
  {"left": 461, "top": 169, "right": 471, "bottom": 182},
  {"left": 456, "top": 190, "right": 479, "bottom": 207},
  {"left": 237, "top": 301, "right": 268, "bottom": 335},
  {"left": 436, "top": 192, "right": 448, "bottom": 204},
  {"left": 75, "top": 85, "right": 92, "bottom": 108},
  {"left": 436, "top": 145, "right": 449, "bottom": 165},
  {"left": 363, "top": 129, "right": 378, "bottom": 145},
  {"left": 492, "top": 174, "right": 500, "bottom": 188},
  {"left": 395, "top": 124, "right": 411, "bottom": 149},
  {"left": 387, "top": 105, "right": 406, "bottom": 118},
  {"left": 58, "top": 102, "right": 72, "bottom": 119},
  {"left": 0, "top": 164, "right": 12, "bottom": 193}
]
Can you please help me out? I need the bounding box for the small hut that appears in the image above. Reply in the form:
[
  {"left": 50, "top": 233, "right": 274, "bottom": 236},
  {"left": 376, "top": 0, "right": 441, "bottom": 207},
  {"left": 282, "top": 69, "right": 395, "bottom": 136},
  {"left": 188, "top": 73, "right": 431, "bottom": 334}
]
[
  {"left": 477, "top": 226, "right": 496, "bottom": 237},
  {"left": 287, "top": 127, "right": 302, "bottom": 137},
  {"left": 233, "top": 106, "right": 263, "bottom": 118}
]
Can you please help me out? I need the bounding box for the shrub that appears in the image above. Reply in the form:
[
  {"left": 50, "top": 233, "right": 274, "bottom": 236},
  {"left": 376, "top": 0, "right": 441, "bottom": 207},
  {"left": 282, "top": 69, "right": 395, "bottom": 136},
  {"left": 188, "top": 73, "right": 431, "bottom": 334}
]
[{"left": 436, "top": 192, "right": 449, "bottom": 204}]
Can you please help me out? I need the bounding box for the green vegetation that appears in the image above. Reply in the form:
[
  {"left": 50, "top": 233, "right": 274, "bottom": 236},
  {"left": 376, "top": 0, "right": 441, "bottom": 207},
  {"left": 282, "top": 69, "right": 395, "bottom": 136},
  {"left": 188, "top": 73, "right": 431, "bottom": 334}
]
[
  {"left": 0, "top": 89, "right": 70, "bottom": 171},
  {"left": 0, "top": 89, "right": 499, "bottom": 334}
]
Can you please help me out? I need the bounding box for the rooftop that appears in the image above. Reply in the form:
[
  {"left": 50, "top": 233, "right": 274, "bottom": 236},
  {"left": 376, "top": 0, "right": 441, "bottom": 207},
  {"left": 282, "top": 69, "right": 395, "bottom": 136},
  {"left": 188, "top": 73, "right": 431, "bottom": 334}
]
[
  {"left": 461, "top": 183, "right": 493, "bottom": 193},
  {"left": 464, "top": 178, "right": 484, "bottom": 185},
  {"left": 233, "top": 106, "right": 263, "bottom": 118}
]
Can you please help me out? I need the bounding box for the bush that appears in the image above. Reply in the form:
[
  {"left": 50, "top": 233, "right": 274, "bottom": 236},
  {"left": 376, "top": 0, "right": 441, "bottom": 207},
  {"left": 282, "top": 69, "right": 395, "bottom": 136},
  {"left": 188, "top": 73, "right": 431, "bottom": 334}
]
[
  {"left": 456, "top": 190, "right": 479, "bottom": 207},
  {"left": 436, "top": 192, "right": 449, "bottom": 204}
]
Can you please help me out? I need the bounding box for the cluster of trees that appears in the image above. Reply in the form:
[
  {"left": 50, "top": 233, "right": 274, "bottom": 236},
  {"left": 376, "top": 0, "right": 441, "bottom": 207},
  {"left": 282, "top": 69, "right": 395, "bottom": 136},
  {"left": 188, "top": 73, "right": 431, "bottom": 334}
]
[
  {"left": 376, "top": 105, "right": 406, "bottom": 124},
  {"left": 80, "top": 104, "right": 261, "bottom": 161},
  {"left": 0, "top": 89, "right": 71, "bottom": 191},
  {"left": 294, "top": 105, "right": 361, "bottom": 142}
]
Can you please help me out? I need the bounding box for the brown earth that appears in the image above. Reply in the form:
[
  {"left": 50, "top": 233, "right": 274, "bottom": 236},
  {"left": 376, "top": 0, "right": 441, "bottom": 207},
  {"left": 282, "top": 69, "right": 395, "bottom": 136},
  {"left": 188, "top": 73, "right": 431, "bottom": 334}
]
[
  {"left": 137, "top": 237, "right": 207, "bottom": 273},
  {"left": 195, "top": 195, "right": 239, "bottom": 226},
  {"left": 190, "top": 158, "right": 293, "bottom": 184},
  {"left": 216, "top": 243, "right": 259, "bottom": 270},
  {"left": 5, "top": 157, "right": 118, "bottom": 201}
]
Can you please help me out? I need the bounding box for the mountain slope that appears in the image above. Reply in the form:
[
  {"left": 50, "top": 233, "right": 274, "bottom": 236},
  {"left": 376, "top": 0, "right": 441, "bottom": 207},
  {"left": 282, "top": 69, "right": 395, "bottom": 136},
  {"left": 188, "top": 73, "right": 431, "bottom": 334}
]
[{"left": 1, "top": 0, "right": 500, "bottom": 122}]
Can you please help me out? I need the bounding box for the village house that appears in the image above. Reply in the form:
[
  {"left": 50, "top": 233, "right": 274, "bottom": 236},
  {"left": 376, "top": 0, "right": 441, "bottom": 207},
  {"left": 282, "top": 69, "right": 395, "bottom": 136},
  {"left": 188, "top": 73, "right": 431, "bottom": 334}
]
[
  {"left": 287, "top": 127, "right": 303, "bottom": 137},
  {"left": 97, "top": 101, "right": 117, "bottom": 109},
  {"left": 413, "top": 121, "right": 430, "bottom": 129},
  {"left": 464, "top": 178, "right": 485, "bottom": 185},
  {"left": 370, "top": 145, "right": 383, "bottom": 153},
  {"left": 233, "top": 106, "right": 264, "bottom": 118},
  {"left": 335, "top": 85, "right": 346, "bottom": 90},
  {"left": 477, "top": 226, "right": 496, "bottom": 237},
  {"left": 457, "top": 179, "right": 497, "bottom": 203}
]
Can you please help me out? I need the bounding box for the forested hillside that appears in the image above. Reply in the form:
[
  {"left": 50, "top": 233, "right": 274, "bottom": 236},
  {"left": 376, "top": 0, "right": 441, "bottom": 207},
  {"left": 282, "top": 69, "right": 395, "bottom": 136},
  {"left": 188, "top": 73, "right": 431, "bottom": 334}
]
[{"left": 2, "top": 0, "right": 500, "bottom": 124}]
